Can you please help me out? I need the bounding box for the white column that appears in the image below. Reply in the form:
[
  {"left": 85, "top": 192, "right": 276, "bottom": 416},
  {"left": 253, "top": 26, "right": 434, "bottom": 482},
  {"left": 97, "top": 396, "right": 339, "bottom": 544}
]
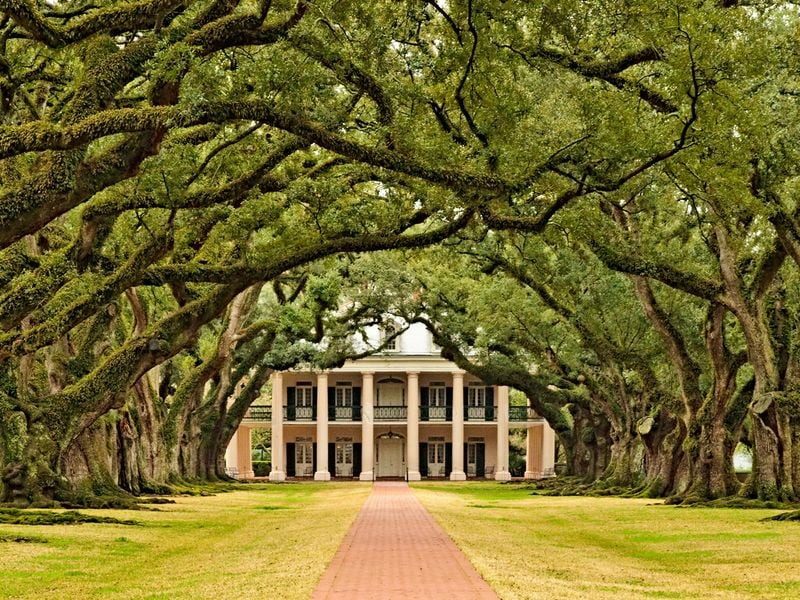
[
  {"left": 542, "top": 421, "right": 556, "bottom": 477},
  {"left": 360, "top": 372, "right": 375, "bottom": 481},
  {"left": 407, "top": 372, "right": 421, "bottom": 481},
  {"left": 450, "top": 371, "right": 466, "bottom": 480},
  {"left": 525, "top": 424, "right": 543, "bottom": 479},
  {"left": 236, "top": 425, "right": 254, "bottom": 479},
  {"left": 315, "top": 372, "right": 331, "bottom": 481},
  {"left": 225, "top": 428, "right": 239, "bottom": 477},
  {"left": 495, "top": 385, "right": 512, "bottom": 481},
  {"left": 269, "top": 372, "right": 286, "bottom": 481}
]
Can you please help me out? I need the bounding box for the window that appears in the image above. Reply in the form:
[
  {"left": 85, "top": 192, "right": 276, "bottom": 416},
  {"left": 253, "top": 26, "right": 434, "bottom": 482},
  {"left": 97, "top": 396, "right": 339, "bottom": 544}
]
[
  {"left": 428, "top": 443, "right": 446, "bottom": 464},
  {"left": 468, "top": 385, "right": 486, "bottom": 407},
  {"left": 427, "top": 436, "right": 445, "bottom": 476},
  {"left": 467, "top": 444, "right": 477, "bottom": 465},
  {"left": 295, "top": 437, "right": 313, "bottom": 476},
  {"left": 429, "top": 383, "right": 447, "bottom": 407},
  {"left": 336, "top": 442, "right": 353, "bottom": 467},
  {"left": 336, "top": 383, "right": 353, "bottom": 407},
  {"left": 296, "top": 383, "right": 313, "bottom": 407},
  {"left": 382, "top": 321, "right": 401, "bottom": 352}
]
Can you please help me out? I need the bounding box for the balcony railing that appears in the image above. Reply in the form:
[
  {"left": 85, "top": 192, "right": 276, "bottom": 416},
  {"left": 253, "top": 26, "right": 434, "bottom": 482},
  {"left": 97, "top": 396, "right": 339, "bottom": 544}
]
[
  {"left": 284, "top": 405, "right": 315, "bottom": 421},
  {"left": 374, "top": 405, "right": 407, "bottom": 420},
  {"left": 243, "top": 403, "right": 537, "bottom": 423},
  {"left": 329, "top": 406, "right": 362, "bottom": 422},
  {"left": 420, "top": 405, "right": 451, "bottom": 421},
  {"left": 465, "top": 405, "right": 496, "bottom": 421},
  {"left": 509, "top": 406, "right": 539, "bottom": 421},
  {"left": 243, "top": 406, "right": 271, "bottom": 422}
]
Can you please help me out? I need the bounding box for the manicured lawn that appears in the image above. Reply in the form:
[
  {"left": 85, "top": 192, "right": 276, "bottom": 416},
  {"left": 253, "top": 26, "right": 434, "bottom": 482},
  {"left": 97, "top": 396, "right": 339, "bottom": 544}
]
[
  {"left": 411, "top": 482, "right": 800, "bottom": 600},
  {"left": 0, "top": 483, "right": 370, "bottom": 599}
]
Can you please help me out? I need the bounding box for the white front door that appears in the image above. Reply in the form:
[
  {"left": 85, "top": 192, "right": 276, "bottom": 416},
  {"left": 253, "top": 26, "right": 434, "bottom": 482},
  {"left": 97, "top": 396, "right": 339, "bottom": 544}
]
[{"left": 377, "top": 438, "right": 404, "bottom": 477}]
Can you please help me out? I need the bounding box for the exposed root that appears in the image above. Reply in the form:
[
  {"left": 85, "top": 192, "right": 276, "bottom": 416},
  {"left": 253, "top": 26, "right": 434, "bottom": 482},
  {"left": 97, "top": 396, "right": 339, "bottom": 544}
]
[
  {"left": 0, "top": 534, "right": 49, "bottom": 543},
  {"left": 761, "top": 510, "right": 800, "bottom": 522},
  {"left": 0, "top": 508, "right": 140, "bottom": 526},
  {"left": 666, "top": 495, "right": 800, "bottom": 510}
]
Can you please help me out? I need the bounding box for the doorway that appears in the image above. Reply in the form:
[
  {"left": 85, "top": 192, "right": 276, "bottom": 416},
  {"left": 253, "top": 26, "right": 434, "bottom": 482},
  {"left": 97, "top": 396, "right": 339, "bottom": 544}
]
[{"left": 376, "top": 435, "right": 405, "bottom": 477}]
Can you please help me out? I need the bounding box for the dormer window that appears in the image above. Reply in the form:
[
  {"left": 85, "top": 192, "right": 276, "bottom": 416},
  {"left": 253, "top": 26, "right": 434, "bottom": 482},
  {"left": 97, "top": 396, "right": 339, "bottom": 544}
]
[{"left": 382, "top": 321, "right": 402, "bottom": 352}]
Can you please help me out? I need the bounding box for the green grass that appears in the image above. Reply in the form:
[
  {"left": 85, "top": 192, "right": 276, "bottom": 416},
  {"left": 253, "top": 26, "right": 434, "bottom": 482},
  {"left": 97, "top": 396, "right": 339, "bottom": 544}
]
[
  {"left": 411, "top": 481, "right": 800, "bottom": 600},
  {"left": 0, "top": 482, "right": 370, "bottom": 600},
  {"left": 5, "top": 480, "right": 799, "bottom": 599}
]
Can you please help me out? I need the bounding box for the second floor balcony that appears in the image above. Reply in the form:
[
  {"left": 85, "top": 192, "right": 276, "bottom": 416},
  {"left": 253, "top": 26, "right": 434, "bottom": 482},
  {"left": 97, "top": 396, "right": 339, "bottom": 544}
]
[{"left": 241, "top": 403, "right": 540, "bottom": 424}]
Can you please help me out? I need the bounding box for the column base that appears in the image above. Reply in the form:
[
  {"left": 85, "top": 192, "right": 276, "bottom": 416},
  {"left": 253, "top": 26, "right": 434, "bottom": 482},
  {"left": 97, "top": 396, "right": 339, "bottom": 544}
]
[
  {"left": 269, "top": 471, "right": 286, "bottom": 482},
  {"left": 238, "top": 470, "right": 255, "bottom": 479},
  {"left": 359, "top": 471, "right": 374, "bottom": 481},
  {"left": 449, "top": 471, "right": 467, "bottom": 481},
  {"left": 494, "top": 470, "right": 512, "bottom": 481},
  {"left": 407, "top": 471, "right": 421, "bottom": 481},
  {"left": 314, "top": 471, "right": 331, "bottom": 481},
  {"left": 524, "top": 471, "right": 539, "bottom": 480}
]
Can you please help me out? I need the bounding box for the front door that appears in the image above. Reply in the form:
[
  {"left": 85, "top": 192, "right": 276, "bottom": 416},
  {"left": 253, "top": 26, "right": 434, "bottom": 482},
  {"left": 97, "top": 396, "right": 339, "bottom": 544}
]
[{"left": 377, "top": 438, "right": 404, "bottom": 477}]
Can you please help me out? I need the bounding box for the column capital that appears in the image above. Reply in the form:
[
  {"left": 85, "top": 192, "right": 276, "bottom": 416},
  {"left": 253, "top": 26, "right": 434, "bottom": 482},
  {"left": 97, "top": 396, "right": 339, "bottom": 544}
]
[
  {"left": 406, "top": 371, "right": 420, "bottom": 377},
  {"left": 361, "top": 371, "right": 375, "bottom": 376}
]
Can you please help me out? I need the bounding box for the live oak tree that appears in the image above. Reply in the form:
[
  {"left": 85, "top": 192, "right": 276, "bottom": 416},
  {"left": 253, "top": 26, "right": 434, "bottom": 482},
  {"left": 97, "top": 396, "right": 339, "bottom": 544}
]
[{"left": 0, "top": 0, "right": 798, "bottom": 505}]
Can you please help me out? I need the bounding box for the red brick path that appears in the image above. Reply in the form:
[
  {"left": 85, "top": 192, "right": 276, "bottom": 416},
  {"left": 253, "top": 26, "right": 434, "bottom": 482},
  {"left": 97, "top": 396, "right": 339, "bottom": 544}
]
[{"left": 312, "top": 482, "right": 497, "bottom": 599}]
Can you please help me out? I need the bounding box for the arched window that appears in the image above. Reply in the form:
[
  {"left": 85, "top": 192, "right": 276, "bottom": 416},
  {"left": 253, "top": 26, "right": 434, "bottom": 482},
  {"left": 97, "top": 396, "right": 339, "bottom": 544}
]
[{"left": 382, "top": 320, "right": 402, "bottom": 352}]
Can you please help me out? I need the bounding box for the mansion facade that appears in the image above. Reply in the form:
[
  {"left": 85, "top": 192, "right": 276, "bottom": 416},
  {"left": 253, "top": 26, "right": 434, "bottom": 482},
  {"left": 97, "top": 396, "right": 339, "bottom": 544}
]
[{"left": 225, "top": 323, "right": 556, "bottom": 481}]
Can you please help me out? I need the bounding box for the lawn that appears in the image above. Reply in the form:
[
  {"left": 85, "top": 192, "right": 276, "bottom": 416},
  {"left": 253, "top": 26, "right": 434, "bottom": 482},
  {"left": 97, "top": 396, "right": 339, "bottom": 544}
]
[
  {"left": 5, "top": 481, "right": 799, "bottom": 600},
  {"left": 0, "top": 482, "right": 370, "bottom": 600},
  {"left": 411, "top": 482, "right": 800, "bottom": 600}
]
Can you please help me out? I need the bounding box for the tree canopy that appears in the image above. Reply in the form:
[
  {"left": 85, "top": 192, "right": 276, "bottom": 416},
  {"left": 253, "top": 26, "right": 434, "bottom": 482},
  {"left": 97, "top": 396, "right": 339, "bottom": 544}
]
[{"left": 0, "top": 0, "right": 799, "bottom": 505}]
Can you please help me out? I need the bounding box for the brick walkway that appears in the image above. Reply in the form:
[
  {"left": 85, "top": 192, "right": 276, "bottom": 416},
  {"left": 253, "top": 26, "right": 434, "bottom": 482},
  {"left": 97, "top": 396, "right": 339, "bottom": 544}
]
[{"left": 312, "top": 482, "right": 497, "bottom": 600}]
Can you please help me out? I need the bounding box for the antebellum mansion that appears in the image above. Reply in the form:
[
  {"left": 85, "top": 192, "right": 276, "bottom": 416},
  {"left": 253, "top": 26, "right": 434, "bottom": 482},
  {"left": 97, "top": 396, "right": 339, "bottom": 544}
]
[{"left": 225, "top": 323, "right": 556, "bottom": 481}]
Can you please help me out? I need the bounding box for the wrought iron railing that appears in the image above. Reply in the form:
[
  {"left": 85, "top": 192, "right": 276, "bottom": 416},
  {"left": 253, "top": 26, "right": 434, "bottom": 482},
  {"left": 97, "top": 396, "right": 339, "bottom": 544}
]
[
  {"left": 509, "top": 406, "right": 538, "bottom": 421},
  {"left": 328, "top": 406, "right": 362, "bottom": 421},
  {"left": 284, "top": 405, "right": 315, "bottom": 421},
  {"left": 465, "top": 405, "right": 496, "bottom": 421},
  {"left": 374, "top": 405, "right": 407, "bottom": 420},
  {"left": 243, "top": 404, "right": 536, "bottom": 422},
  {"left": 243, "top": 406, "right": 271, "bottom": 422},
  {"left": 420, "top": 405, "right": 450, "bottom": 421}
]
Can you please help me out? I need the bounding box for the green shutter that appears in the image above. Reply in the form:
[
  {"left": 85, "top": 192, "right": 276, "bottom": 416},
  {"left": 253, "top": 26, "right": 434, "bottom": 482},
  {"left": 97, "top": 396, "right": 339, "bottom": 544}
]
[
  {"left": 286, "top": 387, "right": 296, "bottom": 421},
  {"left": 446, "top": 387, "right": 453, "bottom": 420},
  {"left": 353, "top": 443, "right": 362, "bottom": 478},
  {"left": 419, "top": 443, "right": 428, "bottom": 477},
  {"left": 312, "top": 443, "right": 317, "bottom": 473},
  {"left": 286, "top": 443, "right": 295, "bottom": 477}
]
